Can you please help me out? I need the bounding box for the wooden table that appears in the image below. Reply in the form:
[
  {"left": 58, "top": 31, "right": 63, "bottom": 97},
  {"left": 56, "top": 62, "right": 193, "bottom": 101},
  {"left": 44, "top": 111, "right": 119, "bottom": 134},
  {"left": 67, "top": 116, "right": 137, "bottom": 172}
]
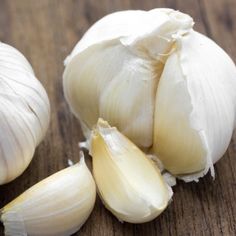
[{"left": 0, "top": 0, "right": 236, "bottom": 235}]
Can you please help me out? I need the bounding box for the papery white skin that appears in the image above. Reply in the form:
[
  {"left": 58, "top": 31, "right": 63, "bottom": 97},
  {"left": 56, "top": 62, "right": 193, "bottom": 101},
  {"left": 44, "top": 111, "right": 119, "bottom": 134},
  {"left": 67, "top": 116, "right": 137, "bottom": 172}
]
[
  {"left": 63, "top": 9, "right": 236, "bottom": 181},
  {"left": 0, "top": 43, "right": 50, "bottom": 184},
  {"left": 90, "top": 119, "right": 171, "bottom": 223},
  {"left": 154, "top": 31, "right": 236, "bottom": 181},
  {"left": 0, "top": 153, "right": 96, "bottom": 236}
]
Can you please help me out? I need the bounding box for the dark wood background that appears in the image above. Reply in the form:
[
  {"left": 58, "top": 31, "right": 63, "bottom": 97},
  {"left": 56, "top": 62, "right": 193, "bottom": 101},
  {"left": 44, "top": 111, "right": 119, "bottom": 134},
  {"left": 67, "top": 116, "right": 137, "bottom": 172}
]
[{"left": 0, "top": 0, "right": 236, "bottom": 235}]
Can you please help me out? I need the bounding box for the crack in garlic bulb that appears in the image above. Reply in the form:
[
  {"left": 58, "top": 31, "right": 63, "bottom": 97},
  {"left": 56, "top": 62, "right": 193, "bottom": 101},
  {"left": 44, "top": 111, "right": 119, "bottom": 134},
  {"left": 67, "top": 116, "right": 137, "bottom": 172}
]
[
  {"left": 63, "top": 8, "right": 236, "bottom": 181},
  {"left": 0, "top": 43, "right": 50, "bottom": 184}
]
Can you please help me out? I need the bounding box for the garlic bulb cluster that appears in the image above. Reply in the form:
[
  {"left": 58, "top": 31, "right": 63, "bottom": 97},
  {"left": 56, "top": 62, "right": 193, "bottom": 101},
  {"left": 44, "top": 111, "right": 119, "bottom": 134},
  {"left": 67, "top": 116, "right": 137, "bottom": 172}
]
[
  {"left": 0, "top": 153, "right": 96, "bottom": 236},
  {"left": 90, "top": 119, "right": 171, "bottom": 223},
  {"left": 0, "top": 43, "right": 50, "bottom": 184},
  {"left": 63, "top": 8, "right": 236, "bottom": 181}
]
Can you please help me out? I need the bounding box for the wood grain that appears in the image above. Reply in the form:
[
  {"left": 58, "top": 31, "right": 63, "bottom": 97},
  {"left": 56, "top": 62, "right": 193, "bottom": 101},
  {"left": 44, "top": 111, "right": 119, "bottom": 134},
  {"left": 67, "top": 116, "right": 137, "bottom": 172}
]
[{"left": 0, "top": 0, "right": 236, "bottom": 235}]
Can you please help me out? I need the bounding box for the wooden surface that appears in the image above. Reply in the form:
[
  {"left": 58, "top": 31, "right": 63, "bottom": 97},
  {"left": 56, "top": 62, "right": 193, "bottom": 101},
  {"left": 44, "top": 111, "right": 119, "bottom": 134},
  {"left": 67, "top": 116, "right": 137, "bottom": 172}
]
[{"left": 0, "top": 0, "right": 236, "bottom": 235}]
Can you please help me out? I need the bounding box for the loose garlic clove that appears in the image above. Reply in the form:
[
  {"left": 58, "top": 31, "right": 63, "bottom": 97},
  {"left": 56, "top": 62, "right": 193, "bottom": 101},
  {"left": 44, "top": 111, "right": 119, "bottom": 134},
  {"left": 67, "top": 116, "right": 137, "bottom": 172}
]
[
  {"left": 90, "top": 119, "right": 171, "bottom": 223},
  {"left": 63, "top": 9, "right": 236, "bottom": 182},
  {"left": 0, "top": 153, "right": 96, "bottom": 236},
  {"left": 0, "top": 43, "right": 50, "bottom": 184}
]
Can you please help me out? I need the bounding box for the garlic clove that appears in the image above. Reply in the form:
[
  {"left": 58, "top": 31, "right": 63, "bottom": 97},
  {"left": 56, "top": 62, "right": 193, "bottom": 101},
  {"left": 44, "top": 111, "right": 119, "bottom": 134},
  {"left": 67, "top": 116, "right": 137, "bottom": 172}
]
[
  {"left": 90, "top": 119, "right": 171, "bottom": 223},
  {"left": 0, "top": 43, "right": 50, "bottom": 184},
  {"left": 63, "top": 40, "right": 120, "bottom": 137},
  {"left": 0, "top": 152, "right": 96, "bottom": 236},
  {"left": 98, "top": 44, "right": 157, "bottom": 148},
  {"left": 153, "top": 30, "right": 236, "bottom": 180}
]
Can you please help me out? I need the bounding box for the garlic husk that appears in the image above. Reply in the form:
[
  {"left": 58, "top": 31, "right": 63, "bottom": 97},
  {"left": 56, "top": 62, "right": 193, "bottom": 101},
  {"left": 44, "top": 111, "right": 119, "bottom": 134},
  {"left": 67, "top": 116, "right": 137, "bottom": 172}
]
[
  {"left": 0, "top": 42, "right": 50, "bottom": 184},
  {"left": 90, "top": 119, "right": 172, "bottom": 223},
  {"left": 64, "top": 8, "right": 192, "bottom": 63},
  {"left": 0, "top": 153, "right": 96, "bottom": 236},
  {"left": 63, "top": 8, "right": 236, "bottom": 182}
]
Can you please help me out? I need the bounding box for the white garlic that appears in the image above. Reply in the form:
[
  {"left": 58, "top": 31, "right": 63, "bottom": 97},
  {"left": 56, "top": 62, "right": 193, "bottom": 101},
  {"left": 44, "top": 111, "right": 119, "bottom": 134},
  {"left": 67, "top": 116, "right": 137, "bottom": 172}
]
[
  {"left": 0, "top": 42, "right": 50, "bottom": 184},
  {"left": 0, "top": 153, "right": 96, "bottom": 236},
  {"left": 63, "top": 9, "right": 236, "bottom": 182},
  {"left": 90, "top": 119, "right": 171, "bottom": 223}
]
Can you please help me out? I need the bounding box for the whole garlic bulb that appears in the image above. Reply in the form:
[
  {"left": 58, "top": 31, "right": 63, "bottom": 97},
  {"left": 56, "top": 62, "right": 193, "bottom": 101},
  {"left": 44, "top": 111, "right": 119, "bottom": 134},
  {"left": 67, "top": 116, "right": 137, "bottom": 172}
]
[
  {"left": 0, "top": 43, "right": 50, "bottom": 184},
  {"left": 63, "top": 9, "right": 236, "bottom": 181}
]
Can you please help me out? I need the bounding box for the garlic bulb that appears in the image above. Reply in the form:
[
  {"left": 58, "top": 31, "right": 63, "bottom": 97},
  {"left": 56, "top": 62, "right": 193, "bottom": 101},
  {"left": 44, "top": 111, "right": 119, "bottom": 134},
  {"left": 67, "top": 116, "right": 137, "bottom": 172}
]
[
  {"left": 90, "top": 119, "right": 171, "bottom": 223},
  {"left": 0, "top": 42, "right": 50, "bottom": 184},
  {"left": 63, "top": 9, "right": 236, "bottom": 181},
  {"left": 0, "top": 153, "right": 96, "bottom": 236}
]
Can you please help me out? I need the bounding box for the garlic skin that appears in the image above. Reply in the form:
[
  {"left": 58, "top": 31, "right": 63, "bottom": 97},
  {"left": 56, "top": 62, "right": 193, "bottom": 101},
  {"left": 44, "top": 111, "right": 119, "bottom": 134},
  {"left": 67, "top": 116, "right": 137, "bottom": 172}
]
[
  {"left": 0, "top": 43, "right": 50, "bottom": 184},
  {"left": 0, "top": 153, "right": 96, "bottom": 236},
  {"left": 90, "top": 119, "right": 171, "bottom": 223},
  {"left": 153, "top": 31, "right": 236, "bottom": 180},
  {"left": 63, "top": 9, "right": 236, "bottom": 181}
]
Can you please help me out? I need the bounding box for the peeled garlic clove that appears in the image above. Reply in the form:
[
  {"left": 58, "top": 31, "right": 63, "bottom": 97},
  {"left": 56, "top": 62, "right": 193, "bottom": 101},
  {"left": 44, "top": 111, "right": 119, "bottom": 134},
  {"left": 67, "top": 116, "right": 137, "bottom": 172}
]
[
  {"left": 90, "top": 119, "right": 171, "bottom": 223},
  {"left": 0, "top": 43, "right": 50, "bottom": 184},
  {"left": 0, "top": 153, "right": 96, "bottom": 236}
]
